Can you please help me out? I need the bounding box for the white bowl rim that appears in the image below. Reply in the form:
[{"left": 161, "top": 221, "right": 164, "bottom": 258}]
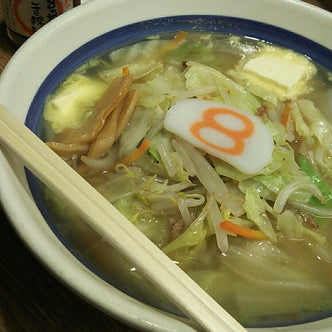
[{"left": 1, "top": 0, "right": 332, "bottom": 331}]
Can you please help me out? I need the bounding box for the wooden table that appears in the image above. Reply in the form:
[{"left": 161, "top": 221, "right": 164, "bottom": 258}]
[
  {"left": 0, "top": 1, "right": 331, "bottom": 332},
  {"left": 0, "top": 8, "right": 139, "bottom": 332}
]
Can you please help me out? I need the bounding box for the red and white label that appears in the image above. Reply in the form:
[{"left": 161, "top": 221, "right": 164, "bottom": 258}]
[{"left": 2, "top": 0, "right": 77, "bottom": 37}]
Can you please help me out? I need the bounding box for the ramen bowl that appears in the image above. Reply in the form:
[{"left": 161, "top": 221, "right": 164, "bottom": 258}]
[{"left": 0, "top": 0, "right": 332, "bottom": 331}]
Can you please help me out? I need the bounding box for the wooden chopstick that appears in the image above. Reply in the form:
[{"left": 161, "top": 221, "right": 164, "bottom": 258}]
[{"left": 0, "top": 104, "right": 247, "bottom": 332}]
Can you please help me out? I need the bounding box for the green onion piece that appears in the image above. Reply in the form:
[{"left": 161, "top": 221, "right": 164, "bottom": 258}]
[{"left": 297, "top": 153, "right": 332, "bottom": 208}]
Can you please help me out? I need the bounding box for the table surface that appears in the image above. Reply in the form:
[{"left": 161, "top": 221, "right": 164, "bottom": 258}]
[
  {"left": 0, "top": 1, "right": 331, "bottom": 332},
  {"left": 0, "top": 5, "right": 139, "bottom": 332}
]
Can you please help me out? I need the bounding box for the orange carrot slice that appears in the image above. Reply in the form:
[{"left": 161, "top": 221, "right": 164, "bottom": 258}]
[
  {"left": 120, "top": 138, "right": 151, "bottom": 165},
  {"left": 220, "top": 220, "right": 267, "bottom": 240},
  {"left": 159, "top": 31, "right": 187, "bottom": 56},
  {"left": 281, "top": 104, "right": 291, "bottom": 127}
]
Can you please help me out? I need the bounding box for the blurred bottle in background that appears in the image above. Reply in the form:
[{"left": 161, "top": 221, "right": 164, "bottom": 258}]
[{"left": 1, "top": 0, "right": 81, "bottom": 47}]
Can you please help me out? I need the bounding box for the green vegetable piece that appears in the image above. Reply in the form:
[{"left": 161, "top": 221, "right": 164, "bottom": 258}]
[{"left": 297, "top": 153, "right": 332, "bottom": 208}]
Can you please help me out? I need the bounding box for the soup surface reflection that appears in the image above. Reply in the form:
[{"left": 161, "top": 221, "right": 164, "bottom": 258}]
[{"left": 42, "top": 32, "right": 332, "bottom": 327}]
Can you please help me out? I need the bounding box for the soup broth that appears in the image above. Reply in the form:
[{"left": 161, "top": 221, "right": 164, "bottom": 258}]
[{"left": 42, "top": 32, "right": 332, "bottom": 327}]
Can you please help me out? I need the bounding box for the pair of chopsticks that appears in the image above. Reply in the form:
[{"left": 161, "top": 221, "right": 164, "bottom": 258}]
[{"left": 0, "top": 104, "right": 247, "bottom": 332}]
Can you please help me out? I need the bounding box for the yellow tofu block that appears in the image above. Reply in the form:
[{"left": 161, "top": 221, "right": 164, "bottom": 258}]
[
  {"left": 243, "top": 56, "right": 307, "bottom": 90},
  {"left": 44, "top": 74, "right": 107, "bottom": 134},
  {"left": 239, "top": 47, "right": 316, "bottom": 100}
]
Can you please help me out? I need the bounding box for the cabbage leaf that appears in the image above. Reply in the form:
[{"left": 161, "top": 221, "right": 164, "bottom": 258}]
[
  {"left": 184, "top": 61, "right": 261, "bottom": 114},
  {"left": 277, "top": 210, "right": 327, "bottom": 245},
  {"left": 243, "top": 186, "right": 277, "bottom": 242},
  {"left": 290, "top": 99, "right": 332, "bottom": 177}
]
